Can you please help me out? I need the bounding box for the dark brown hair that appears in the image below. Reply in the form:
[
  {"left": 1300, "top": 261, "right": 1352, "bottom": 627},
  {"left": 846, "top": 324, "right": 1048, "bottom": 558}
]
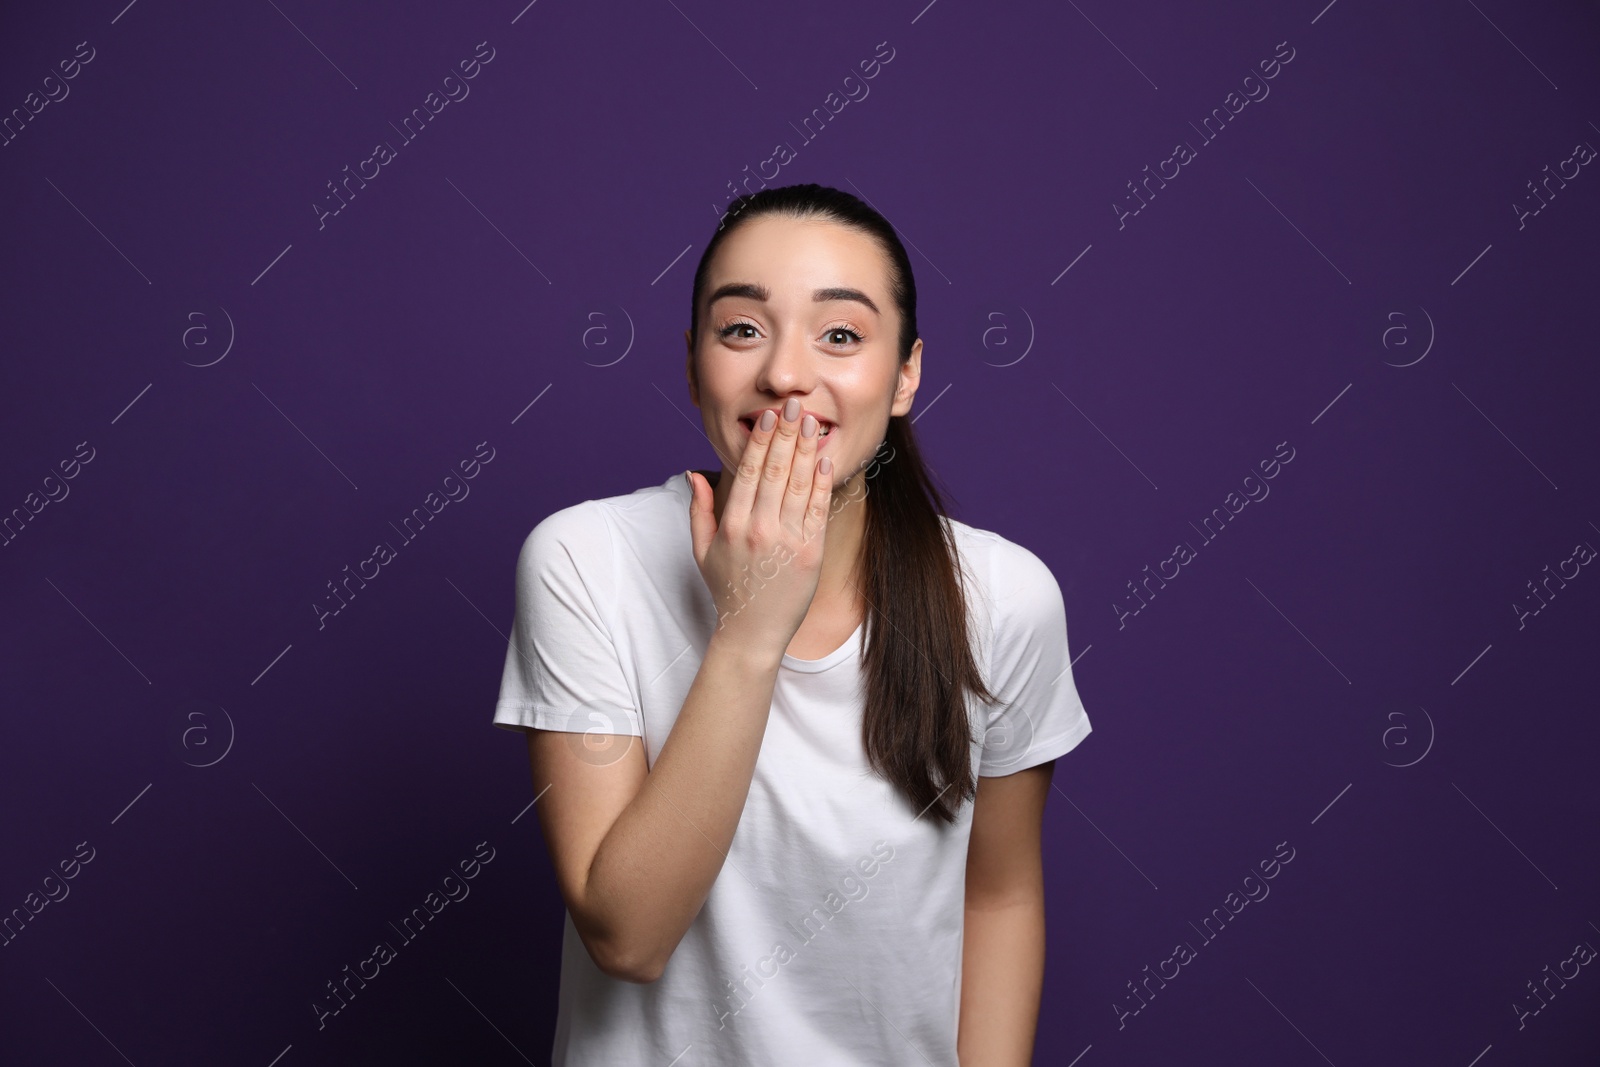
[{"left": 688, "top": 183, "right": 997, "bottom": 825}]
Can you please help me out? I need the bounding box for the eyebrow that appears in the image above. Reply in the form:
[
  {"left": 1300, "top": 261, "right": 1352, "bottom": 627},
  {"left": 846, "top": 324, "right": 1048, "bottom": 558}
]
[{"left": 706, "top": 282, "right": 881, "bottom": 317}]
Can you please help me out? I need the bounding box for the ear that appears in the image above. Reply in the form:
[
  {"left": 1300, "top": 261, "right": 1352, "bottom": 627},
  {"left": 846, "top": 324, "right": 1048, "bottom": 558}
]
[
  {"left": 685, "top": 327, "right": 699, "bottom": 407},
  {"left": 889, "top": 338, "right": 922, "bottom": 418}
]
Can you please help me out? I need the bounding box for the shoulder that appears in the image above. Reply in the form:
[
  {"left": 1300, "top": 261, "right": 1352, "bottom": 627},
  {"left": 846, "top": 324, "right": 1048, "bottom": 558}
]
[
  {"left": 516, "top": 478, "right": 676, "bottom": 575},
  {"left": 943, "top": 516, "right": 1062, "bottom": 608},
  {"left": 942, "top": 518, "right": 1070, "bottom": 663},
  {"left": 517, "top": 498, "right": 609, "bottom": 566}
]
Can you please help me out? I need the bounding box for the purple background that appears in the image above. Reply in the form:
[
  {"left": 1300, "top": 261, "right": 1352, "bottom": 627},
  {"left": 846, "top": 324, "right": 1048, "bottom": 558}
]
[{"left": 3, "top": 0, "right": 1598, "bottom": 1063}]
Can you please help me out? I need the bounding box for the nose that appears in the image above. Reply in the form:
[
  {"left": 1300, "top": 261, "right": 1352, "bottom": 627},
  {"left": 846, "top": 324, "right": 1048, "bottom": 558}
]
[{"left": 753, "top": 327, "right": 816, "bottom": 398}]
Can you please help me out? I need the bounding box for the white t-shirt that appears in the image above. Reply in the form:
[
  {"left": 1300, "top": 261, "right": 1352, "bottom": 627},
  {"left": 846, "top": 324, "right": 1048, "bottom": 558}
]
[{"left": 492, "top": 471, "right": 1092, "bottom": 1066}]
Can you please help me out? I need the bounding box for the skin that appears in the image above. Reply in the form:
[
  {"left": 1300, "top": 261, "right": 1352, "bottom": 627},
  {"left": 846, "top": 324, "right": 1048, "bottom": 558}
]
[
  {"left": 685, "top": 214, "right": 1057, "bottom": 1065},
  {"left": 685, "top": 213, "right": 920, "bottom": 652},
  {"left": 959, "top": 761, "right": 1055, "bottom": 1067}
]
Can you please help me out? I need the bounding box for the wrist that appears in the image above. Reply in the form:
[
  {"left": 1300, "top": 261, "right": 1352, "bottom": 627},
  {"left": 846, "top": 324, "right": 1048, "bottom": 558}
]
[{"left": 704, "top": 628, "right": 785, "bottom": 675}]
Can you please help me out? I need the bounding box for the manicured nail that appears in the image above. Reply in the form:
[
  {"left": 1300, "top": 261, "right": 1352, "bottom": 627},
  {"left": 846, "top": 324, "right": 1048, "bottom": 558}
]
[
  {"left": 760, "top": 409, "right": 776, "bottom": 431},
  {"left": 783, "top": 397, "right": 800, "bottom": 421},
  {"left": 801, "top": 414, "right": 817, "bottom": 437}
]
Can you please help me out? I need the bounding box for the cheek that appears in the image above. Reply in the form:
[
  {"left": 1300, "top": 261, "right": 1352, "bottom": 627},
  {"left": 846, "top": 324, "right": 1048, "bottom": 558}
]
[
  {"left": 693, "top": 362, "right": 745, "bottom": 408},
  {"left": 830, "top": 369, "right": 894, "bottom": 421}
]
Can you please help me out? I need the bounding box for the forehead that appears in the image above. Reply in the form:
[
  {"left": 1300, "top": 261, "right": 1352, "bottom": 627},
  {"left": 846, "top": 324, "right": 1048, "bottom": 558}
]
[{"left": 705, "top": 215, "right": 892, "bottom": 305}]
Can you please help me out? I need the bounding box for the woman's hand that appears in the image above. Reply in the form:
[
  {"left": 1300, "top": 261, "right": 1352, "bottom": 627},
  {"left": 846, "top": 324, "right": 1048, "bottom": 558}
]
[{"left": 688, "top": 397, "right": 835, "bottom": 661}]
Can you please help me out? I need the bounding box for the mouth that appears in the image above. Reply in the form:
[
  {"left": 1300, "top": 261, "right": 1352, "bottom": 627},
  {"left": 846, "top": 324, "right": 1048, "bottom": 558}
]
[{"left": 738, "top": 414, "right": 835, "bottom": 447}]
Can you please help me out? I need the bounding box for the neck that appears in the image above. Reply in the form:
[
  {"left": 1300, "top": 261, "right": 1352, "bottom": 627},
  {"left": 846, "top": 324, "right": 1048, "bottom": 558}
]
[{"left": 704, "top": 467, "right": 869, "bottom": 608}]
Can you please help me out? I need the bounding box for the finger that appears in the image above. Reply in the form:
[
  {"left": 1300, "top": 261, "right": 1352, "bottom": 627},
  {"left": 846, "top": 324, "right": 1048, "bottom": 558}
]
[
  {"left": 723, "top": 406, "right": 777, "bottom": 533},
  {"left": 687, "top": 471, "right": 716, "bottom": 564},
  {"left": 802, "top": 452, "right": 834, "bottom": 547},
  {"left": 781, "top": 413, "right": 820, "bottom": 534},
  {"left": 754, "top": 398, "right": 803, "bottom": 529}
]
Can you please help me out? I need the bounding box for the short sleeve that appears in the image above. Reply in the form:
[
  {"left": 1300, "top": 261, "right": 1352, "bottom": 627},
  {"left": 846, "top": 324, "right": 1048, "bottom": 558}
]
[
  {"left": 977, "top": 539, "right": 1092, "bottom": 776},
  {"left": 491, "top": 502, "right": 642, "bottom": 737}
]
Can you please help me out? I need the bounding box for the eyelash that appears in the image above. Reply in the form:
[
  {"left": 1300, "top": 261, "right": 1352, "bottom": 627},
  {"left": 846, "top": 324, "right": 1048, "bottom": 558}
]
[{"left": 717, "top": 319, "right": 866, "bottom": 347}]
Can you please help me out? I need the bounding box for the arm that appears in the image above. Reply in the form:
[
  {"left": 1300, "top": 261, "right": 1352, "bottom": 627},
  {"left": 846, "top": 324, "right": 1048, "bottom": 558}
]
[
  {"left": 519, "top": 407, "right": 832, "bottom": 984},
  {"left": 527, "top": 634, "right": 782, "bottom": 983},
  {"left": 528, "top": 406, "right": 838, "bottom": 985},
  {"left": 958, "top": 760, "right": 1054, "bottom": 1067}
]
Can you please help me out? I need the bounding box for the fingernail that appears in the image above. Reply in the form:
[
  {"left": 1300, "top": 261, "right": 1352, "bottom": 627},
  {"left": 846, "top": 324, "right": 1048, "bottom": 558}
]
[
  {"left": 783, "top": 398, "right": 800, "bottom": 421},
  {"left": 801, "top": 414, "right": 817, "bottom": 438},
  {"left": 760, "top": 409, "right": 776, "bottom": 431}
]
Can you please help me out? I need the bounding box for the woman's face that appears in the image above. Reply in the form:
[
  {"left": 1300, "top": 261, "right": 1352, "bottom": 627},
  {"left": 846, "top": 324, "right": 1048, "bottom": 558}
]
[{"left": 686, "top": 214, "right": 921, "bottom": 490}]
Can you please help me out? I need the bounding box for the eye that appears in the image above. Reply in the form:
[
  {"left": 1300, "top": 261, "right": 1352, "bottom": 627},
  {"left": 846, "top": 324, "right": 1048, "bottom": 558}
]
[
  {"left": 825, "top": 325, "right": 865, "bottom": 347},
  {"left": 717, "top": 319, "right": 760, "bottom": 341}
]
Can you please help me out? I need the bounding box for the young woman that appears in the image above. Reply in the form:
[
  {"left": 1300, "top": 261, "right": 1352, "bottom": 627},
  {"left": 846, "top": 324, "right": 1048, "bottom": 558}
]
[{"left": 492, "top": 183, "right": 1093, "bottom": 1065}]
